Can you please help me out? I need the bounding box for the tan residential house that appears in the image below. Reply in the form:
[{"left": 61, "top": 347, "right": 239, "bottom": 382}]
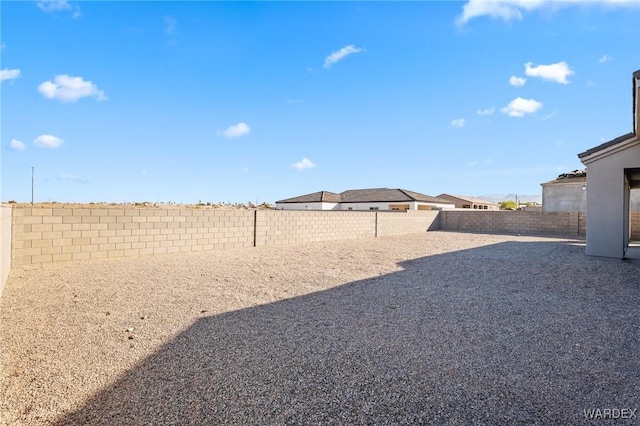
[
  {"left": 540, "top": 170, "right": 587, "bottom": 212},
  {"left": 436, "top": 194, "right": 499, "bottom": 210},
  {"left": 276, "top": 188, "right": 454, "bottom": 211}
]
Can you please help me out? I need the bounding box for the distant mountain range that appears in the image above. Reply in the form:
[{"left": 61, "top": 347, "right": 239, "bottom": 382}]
[{"left": 477, "top": 194, "right": 542, "bottom": 204}]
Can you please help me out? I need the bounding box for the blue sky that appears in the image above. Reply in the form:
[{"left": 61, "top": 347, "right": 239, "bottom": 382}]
[{"left": 2, "top": 0, "right": 639, "bottom": 204}]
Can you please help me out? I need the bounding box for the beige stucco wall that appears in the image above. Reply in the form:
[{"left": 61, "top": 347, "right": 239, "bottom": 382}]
[
  {"left": 542, "top": 183, "right": 587, "bottom": 212},
  {"left": 542, "top": 183, "right": 640, "bottom": 212},
  {"left": 582, "top": 139, "right": 640, "bottom": 258},
  {"left": 1, "top": 205, "right": 12, "bottom": 299}
]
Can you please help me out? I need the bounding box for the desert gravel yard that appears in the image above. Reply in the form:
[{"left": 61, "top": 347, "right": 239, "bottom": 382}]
[{"left": 1, "top": 231, "right": 639, "bottom": 425}]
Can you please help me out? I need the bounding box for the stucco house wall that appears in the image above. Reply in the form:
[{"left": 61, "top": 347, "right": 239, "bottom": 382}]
[
  {"left": 276, "top": 202, "right": 339, "bottom": 211},
  {"left": 577, "top": 70, "right": 640, "bottom": 258},
  {"left": 338, "top": 201, "right": 452, "bottom": 211},
  {"left": 542, "top": 182, "right": 587, "bottom": 212},
  {"left": 581, "top": 142, "right": 640, "bottom": 258},
  {"left": 542, "top": 177, "right": 640, "bottom": 213}
]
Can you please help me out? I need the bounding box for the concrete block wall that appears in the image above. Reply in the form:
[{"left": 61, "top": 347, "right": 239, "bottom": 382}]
[
  {"left": 631, "top": 212, "right": 640, "bottom": 240},
  {"left": 439, "top": 210, "right": 586, "bottom": 237},
  {"left": 256, "top": 210, "right": 375, "bottom": 246},
  {"left": 10, "top": 207, "right": 442, "bottom": 266},
  {"left": 11, "top": 207, "right": 255, "bottom": 266},
  {"left": 1, "top": 205, "right": 12, "bottom": 298},
  {"left": 376, "top": 210, "right": 439, "bottom": 237},
  {"left": 8, "top": 207, "right": 635, "bottom": 268}
]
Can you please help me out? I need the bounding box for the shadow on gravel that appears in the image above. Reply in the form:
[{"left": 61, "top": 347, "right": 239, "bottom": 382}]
[{"left": 55, "top": 240, "right": 640, "bottom": 425}]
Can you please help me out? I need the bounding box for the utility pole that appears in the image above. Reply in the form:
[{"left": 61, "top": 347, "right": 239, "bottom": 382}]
[{"left": 31, "top": 166, "right": 34, "bottom": 205}]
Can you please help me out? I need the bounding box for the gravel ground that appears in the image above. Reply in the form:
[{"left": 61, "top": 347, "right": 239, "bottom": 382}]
[{"left": 1, "top": 231, "right": 639, "bottom": 425}]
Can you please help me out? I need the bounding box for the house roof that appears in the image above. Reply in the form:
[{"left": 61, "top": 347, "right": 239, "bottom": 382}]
[
  {"left": 436, "top": 193, "right": 499, "bottom": 205},
  {"left": 276, "top": 188, "right": 451, "bottom": 204},
  {"left": 339, "top": 188, "right": 449, "bottom": 203},
  {"left": 276, "top": 191, "right": 341, "bottom": 204},
  {"left": 577, "top": 132, "right": 636, "bottom": 159},
  {"left": 541, "top": 169, "right": 587, "bottom": 185}
]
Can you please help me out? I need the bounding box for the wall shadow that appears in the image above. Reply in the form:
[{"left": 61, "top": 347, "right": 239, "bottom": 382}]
[{"left": 54, "top": 240, "right": 639, "bottom": 425}]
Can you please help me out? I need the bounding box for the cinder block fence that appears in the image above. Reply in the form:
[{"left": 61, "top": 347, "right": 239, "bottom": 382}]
[
  {"left": 9, "top": 207, "right": 440, "bottom": 266},
  {"left": 4, "top": 204, "right": 640, "bottom": 299},
  {"left": 439, "top": 210, "right": 587, "bottom": 237},
  {"left": 5, "top": 205, "right": 640, "bottom": 297}
]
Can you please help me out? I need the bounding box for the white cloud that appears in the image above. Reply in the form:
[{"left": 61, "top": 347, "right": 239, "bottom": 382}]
[
  {"left": 501, "top": 97, "right": 543, "bottom": 117},
  {"left": 164, "top": 16, "right": 177, "bottom": 35},
  {"left": 509, "top": 75, "right": 527, "bottom": 87},
  {"left": 457, "top": 0, "right": 639, "bottom": 26},
  {"left": 457, "top": 0, "right": 539, "bottom": 25},
  {"left": 468, "top": 158, "right": 493, "bottom": 167},
  {"left": 38, "top": 75, "right": 106, "bottom": 102},
  {"left": 218, "top": 122, "right": 251, "bottom": 138},
  {"left": 57, "top": 174, "right": 88, "bottom": 184},
  {"left": 477, "top": 107, "right": 495, "bottom": 116},
  {"left": 598, "top": 54, "right": 612, "bottom": 63},
  {"left": 9, "top": 139, "right": 26, "bottom": 150},
  {"left": 38, "top": 0, "right": 80, "bottom": 18},
  {"left": 323, "top": 45, "right": 364, "bottom": 69},
  {"left": 38, "top": 0, "right": 70, "bottom": 12},
  {"left": 524, "top": 61, "right": 574, "bottom": 84},
  {"left": 292, "top": 157, "right": 315, "bottom": 171},
  {"left": 34, "top": 134, "right": 64, "bottom": 148},
  {"left": 1, "top": 69, "right": 21, "bottom": 83},
  {"left": 451, "top": 118, "right": 466, "bottom": 128}
]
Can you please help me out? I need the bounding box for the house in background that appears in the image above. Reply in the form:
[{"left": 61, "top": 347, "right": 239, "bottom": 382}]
[
  {"left": 541, "top": 169, "right": 640, "bottom": 213},
  {"left": 436, "top": 194, "right": 499, "bottom": 210},
  {"left": 273, "top": 191, "right": 342, "bottom": 211},
  {"left": 541, "top": 170, "right": 587, "bottom": 212},
  {"left": 275, "top": 188, "right": 455, "bottom": 211}
]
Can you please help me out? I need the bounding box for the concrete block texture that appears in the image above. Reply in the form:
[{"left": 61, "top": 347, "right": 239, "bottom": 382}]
[
  {"left": 439, "top": 210, "right": 587, "bottom": 238},
  {"left": 2, "top": 205, "right": 13, "bottom": 298},
  {"left": 9, "top": 206, "right": 621, "bottom": 267}
]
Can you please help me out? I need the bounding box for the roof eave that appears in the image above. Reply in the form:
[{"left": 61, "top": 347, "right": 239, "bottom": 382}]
[{"left": 578, "top": 132, "right": 638, "bottom": 165}]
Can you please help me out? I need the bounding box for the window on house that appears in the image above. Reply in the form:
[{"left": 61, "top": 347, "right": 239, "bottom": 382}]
[
  {"left": 347, "top": 207, "right": 353, "bottom": 211},
  {"left": 369, "top": 207, "right": 379, "bottom": 211}
]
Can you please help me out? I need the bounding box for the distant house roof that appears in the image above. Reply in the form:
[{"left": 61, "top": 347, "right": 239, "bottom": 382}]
[
  {"left": 436, "top": 194, "right": 498, "bottom": 205},
  {"left": 276, "top": 188, "right": 451, "bottom": 204},
  {"left": 339, "top": 188, "right": 449, "bottom": 203},
  {"left": 542, "top": 169, "right": 587, "bottom": 185},
  {"left": 276, "top": 191, "right": 341, "bottom": 204}
]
